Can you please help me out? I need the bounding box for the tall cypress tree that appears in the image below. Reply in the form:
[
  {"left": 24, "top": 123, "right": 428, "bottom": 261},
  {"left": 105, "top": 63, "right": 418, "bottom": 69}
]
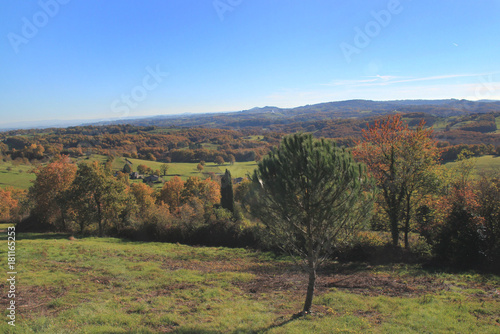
[{"left": 220, "top": 169, "right": 234, "bottom": 213}]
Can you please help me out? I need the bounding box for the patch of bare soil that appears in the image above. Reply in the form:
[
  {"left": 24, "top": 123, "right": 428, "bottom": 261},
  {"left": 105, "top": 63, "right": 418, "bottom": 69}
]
[
  {"left": 0, "top": 284, "right": 67, "bottom": 312},
  {"left": 155, "top": 254, "right": 499, "bottom": 300},
  {"left": 320, "top": 272, "right": 440, "bottom": 297},
  {"left": 232, "top": 264, "right": 499, "bottom": 299}
]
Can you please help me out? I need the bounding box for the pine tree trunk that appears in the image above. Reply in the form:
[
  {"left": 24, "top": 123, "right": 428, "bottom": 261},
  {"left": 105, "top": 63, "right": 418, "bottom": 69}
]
[
  {"left": 303, "top": 260, "right": 316, "bottom": 314},
  {"left": 303, "top": 218, "right": 316, "bottom": 315}
]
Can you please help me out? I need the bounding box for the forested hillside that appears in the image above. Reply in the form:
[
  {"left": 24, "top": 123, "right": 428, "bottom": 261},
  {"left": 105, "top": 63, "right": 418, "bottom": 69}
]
[{"left": 1, "top": 101, "right": 499, "bottom": 169}]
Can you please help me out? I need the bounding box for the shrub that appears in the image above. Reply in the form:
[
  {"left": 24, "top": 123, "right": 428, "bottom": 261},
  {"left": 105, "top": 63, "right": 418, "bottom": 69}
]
[{"left": 434, "top": 203, "right": 486, "bottom": 269}]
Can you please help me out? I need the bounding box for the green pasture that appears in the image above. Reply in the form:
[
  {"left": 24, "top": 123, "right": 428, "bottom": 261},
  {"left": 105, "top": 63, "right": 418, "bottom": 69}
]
[
  {"left": 0, "top": 155, "right": 257, "bottom": 190},
  {"left": 0, "top": 162, "right": 35, "bottom": 189},
  {"left": 73, "top": 155, "right": 257, "bottom": 179},
  {"left": 444, "top": 155, "right": 500, "bottom": 174},
  {"left": 120, "top": 157, "right": 257, "bottom": 180}
]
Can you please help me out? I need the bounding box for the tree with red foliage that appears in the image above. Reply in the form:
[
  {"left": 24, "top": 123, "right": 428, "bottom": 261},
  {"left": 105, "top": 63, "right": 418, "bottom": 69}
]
[{"left": 353, "top": 115, "right": 441, "bottom": 248}]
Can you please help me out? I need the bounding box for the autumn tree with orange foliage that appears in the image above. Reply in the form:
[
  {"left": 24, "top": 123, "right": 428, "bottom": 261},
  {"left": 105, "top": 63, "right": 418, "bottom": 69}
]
[
  {"left": 158, "top": 176, "right": 221, "bottom": 216},
  {"left": 182, "top": 176, "right": 221, "bottom": 206},
  {"left": 158, "top": 176, "right": 185, "bottom": 212},
  {"left": 0, "top": 187, "right": 26, "bottom": 222},
  {"left": 29, "top": 155, "right": 77, "bottom": 230},
  {"left": 353, "top": 115, "right": 441, "bottom": 248},
  {"left": 130, "top": 183, "right": 156, "bottom": 213}
]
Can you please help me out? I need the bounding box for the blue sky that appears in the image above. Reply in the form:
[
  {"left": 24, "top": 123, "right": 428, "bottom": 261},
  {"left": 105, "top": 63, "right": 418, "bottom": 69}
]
[{"left": 1, "top": 0, "right": 499, "bottom": 125}]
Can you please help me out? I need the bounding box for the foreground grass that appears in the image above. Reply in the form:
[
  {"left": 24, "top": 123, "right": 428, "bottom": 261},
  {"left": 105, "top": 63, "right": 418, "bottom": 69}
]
[{"left": 0, "top": 234, "right": 498, "bottom": 333}]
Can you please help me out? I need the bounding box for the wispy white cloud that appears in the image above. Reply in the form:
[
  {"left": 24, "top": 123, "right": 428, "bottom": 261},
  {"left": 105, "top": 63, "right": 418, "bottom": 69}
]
[
  {"left": 323, "top": 75, "right": 404, "bottom": 87},
  {"left": 324, "top": 73, "right": 500, "bottom": 88},
  {"left": 265, "top": 78, "right": 500, "bottom": 108}
]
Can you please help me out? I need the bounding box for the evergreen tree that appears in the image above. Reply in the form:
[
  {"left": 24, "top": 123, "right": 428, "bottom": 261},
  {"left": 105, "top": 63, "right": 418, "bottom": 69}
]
[
  {"left": 123, "top": 163, "right": 132, "bottom": 174},
  {"left": 247, "top": 133, "right": 373, "bottom": 315},
  {"left": 220, "top": 169, "right": 234, "bottom": 213}
]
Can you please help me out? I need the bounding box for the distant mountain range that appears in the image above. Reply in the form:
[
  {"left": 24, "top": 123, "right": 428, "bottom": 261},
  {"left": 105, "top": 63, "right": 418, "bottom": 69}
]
[
  {"left": 2, "top": 99, "right": 499, "bottom": 131},
  {"left": 89, "top": 99, "right": 500, "bottom": 130}
]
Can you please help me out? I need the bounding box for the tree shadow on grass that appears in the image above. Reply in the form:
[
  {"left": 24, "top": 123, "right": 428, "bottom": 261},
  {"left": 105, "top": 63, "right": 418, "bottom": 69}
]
[{"left": 257, "top": 315, "right": 301, "bottom": 333}]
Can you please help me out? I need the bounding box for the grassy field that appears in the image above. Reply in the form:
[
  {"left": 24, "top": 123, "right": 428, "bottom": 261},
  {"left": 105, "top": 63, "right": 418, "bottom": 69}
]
[
  {"left": 444, "top": 155, "right": 500, "bottom": 174},
  {"left": 0, "top": 162, "right": 35, "bottom": 189},
  {"left": 495, "top": 115, "right": 500, "bottom": 133},
  {"left": 0, "top": 156, "right": 258, "bottom": 190},
  {"left": 0, "top": 233, "right": 498, "bottom": 333},
  {"left": 77, "top": 155, "right": 257, "bottom": 180},
  {"left": 120, "top": 157, "right": 257, "bottom": 180}
]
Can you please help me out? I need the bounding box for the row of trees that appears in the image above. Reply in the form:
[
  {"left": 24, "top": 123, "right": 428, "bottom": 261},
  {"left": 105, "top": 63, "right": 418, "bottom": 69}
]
[{"left": 24, "top": 156, "right": 240, "bottom": 244}]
